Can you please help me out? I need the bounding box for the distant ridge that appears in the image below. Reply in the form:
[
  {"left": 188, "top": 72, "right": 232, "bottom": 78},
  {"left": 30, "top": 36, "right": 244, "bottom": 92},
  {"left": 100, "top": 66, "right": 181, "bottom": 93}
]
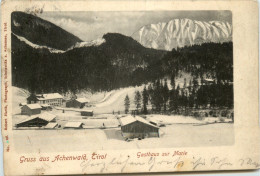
[{"left": 132, "top": 18, "right": 232, "bottom": 51}]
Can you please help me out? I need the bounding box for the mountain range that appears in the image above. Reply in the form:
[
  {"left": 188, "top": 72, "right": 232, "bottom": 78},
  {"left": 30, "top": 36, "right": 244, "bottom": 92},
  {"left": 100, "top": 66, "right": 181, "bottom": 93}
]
[
  {"left": 132, "top": 18, "right": 232, "bottom": 51},
  {"left": 11, "top": 11, "right": 233, "bottom": 93}
]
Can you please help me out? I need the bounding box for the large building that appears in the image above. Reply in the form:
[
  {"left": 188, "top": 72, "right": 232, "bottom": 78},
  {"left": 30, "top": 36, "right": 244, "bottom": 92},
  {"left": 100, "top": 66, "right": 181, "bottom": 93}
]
[
  {"left": 21, "top": 104, "right": 41, "bottom": 116},
  {"left": 16, "top": 112, "right": 56, "bottom": 128},
  {"left": 66, "top": 98, "right": 90, "bottom": 108},
  {"left": 27, "top": 93, "right": 63, "bottom": 106},
  {"left": 119, "top": 116, "right": 159, "bottom": 139}
]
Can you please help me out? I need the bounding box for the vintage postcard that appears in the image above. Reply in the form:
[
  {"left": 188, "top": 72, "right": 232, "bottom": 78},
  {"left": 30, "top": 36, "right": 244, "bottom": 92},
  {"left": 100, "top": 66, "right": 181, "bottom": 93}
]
[{"left": 1, "top": 0, "right": 260, "bottom": 175}]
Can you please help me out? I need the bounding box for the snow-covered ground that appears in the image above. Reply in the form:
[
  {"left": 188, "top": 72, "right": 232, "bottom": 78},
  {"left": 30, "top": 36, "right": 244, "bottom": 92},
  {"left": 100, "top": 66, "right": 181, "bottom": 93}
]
[
  {"left": 12, "top": 86, "right": 30, "bottom": 115},
  {"left": 146, "top": 114, "right": 232, "bottom": 125},
  {"left": 12, "top": 86, "right": 234, "bottom": 153},
  {"left": 13, "top": 123, "right": 234, "bottom": 153}
]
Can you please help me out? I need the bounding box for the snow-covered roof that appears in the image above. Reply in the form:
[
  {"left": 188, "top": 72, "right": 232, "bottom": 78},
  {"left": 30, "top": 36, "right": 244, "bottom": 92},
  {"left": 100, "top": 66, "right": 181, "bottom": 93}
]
[
  {"left": 64, "top": 122, "right": 83, "bottom": 128},
  {"left": 204, "top": 78, "right": 214, "bottom": 82},
  {"left": 41, "top": 104, "right": 51, "bottom": 107},
  {"left": 36, "top": 93, "right": 63, "bottom": 100},
  {"left": 119, "top": 116, "right": 159, "bottom": 128},
  {"left": 45, "top": 122, "right": 58, "bottom": 129},
  {"left": 80, "top": 109, "right": 93, "bottom": 113},
  {"left": 76, "top": 98, "right": 89, "bottom": 103},
  {"left": 25, "top": 104, "right": 41, "bottom": 109},
  {"left": 119, "top": 116, "right": 136, "bottom": 126},
  {"left": 16, "top": 112, "right": 56, "bottom": 125},
  {"left": 135, "top": 116, "right": 159, "bottom": 128},
  {"left": 39, "top": 112, "right": 56, "bottom": 121}
]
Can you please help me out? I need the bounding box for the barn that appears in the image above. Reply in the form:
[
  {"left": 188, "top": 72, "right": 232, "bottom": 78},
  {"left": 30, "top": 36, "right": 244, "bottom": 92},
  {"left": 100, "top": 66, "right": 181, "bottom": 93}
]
[
  {"left": 80, "top": 110, "right": 94, "bottom": 116},
  {"left": 16, "top": 112, "right": 56, "bottom": 128},
  {"left": 66, "top": 98, "right": 90, "bottom": 108},
  {"left": 27, "top": 93, "right": 63, "bottom": 106},
  {"left": 21, "top": 104, "right": 41, "bottom": 116},
  {"left": 119, "top": 116, "right": 159, "bottom": 139}
]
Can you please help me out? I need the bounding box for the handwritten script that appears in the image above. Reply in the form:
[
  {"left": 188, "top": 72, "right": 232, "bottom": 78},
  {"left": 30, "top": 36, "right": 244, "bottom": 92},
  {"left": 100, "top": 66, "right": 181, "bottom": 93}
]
[{"left": 80, "top": 156, "right": 259, "bottom": 173}]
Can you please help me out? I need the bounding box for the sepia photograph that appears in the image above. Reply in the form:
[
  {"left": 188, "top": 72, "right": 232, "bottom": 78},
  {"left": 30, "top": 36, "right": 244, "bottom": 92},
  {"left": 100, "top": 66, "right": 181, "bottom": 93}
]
[
  {"left": 2, "top": 0, "right": 260, "bottom": 175},
  {"left": 11, "top": 10, "right": 234, "bottom": 153}
]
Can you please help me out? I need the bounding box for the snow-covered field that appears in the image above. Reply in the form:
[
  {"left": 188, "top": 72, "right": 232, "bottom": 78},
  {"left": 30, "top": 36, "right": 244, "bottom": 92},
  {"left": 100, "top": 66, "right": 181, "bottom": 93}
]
[
  {"left": 13, "top": 123, "right": 234, "bottom": 153},
  {"left": 12, "top": 86, "right": 234, "bottom": 153}
]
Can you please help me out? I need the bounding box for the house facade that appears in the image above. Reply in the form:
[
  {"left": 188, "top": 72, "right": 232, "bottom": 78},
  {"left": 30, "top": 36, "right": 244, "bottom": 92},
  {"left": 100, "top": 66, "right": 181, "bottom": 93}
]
[
  {"left": 27, "top": 93, "right": 63, "bottom": 106},
  {"left": 119, "top": 116, "right": 159, "bottom": 139}
]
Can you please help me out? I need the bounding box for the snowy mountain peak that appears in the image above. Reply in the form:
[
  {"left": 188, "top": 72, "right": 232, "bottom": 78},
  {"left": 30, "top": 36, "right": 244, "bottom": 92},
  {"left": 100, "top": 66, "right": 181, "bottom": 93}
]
[{"left": 132, "top": 18, "right": 232, "bottom": 51}]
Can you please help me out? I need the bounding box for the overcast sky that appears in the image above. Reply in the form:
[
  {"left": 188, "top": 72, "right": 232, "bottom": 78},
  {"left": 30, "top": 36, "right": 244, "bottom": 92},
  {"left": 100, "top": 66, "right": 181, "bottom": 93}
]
[{"left": 39, "top": 11, "right": 232, "bottom": 41}]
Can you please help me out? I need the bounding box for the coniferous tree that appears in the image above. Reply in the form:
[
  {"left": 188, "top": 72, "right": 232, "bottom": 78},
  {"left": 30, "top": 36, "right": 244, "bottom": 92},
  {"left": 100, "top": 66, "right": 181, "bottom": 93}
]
[
  {"left": 142, "top": 86, "right": 149, "bottom": 114},
  {"left": 170, "top": 73, "right": 176, "bottom": 89},
  {"left": 124, "top": 94, "right": 130, "bottom": 114},
  {"left": 153, "top": 79, "right": 163, "bottom": 112},
  {"left": 162, "top": 79, "right": 169, "bottom": 112},
  {"left": 176, "top": 84, "right": 180, "bottom": 112},
  {"left": 134, "top": 91, "right": 142, "bottom": 111},
  {"left": 147, "top": 83, "right": 155, "bottom": 110},
  {"left": 183, "top": 78, "right": 188, "bottom": 109},
  {"left": 169, "top": 76, "right": 176, "bottom": 112}
]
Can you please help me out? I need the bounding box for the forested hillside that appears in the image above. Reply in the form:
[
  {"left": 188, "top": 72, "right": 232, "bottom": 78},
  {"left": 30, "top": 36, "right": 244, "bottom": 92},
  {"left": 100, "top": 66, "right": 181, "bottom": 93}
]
[
  {"left": 11, "top": 33, "right": 166, "bottom": 93},
  {"left": 12, "top": 12, "right": 82, "bottom": 50},
  {"left": 161, "top": 42, "right": 233, "bottom": 84}
]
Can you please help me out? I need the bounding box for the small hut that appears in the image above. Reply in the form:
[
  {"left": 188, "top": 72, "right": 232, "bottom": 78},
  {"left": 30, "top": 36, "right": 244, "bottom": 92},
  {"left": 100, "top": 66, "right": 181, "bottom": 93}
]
[
  {"left": 64, "top": 122, "right": 84, "bottom": 129},
  {"left": 21, "top": 104, "right": 41, "bottom": 116},
  {"left": 80, "top": 110, "right": 94, "bottom": 116},
  {"left": 66, "top": 98, "right": 90, "bottom": 108}
]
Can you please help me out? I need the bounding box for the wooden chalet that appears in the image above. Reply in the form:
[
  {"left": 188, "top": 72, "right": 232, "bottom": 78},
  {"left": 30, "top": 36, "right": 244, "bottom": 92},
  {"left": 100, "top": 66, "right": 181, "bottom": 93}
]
[{"left": 119, "top": 116, "right": 159, "bottom": 139}]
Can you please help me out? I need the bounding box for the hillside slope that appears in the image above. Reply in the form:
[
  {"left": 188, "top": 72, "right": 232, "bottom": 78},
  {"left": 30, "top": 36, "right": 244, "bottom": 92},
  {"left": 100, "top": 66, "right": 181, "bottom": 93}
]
[
  {"left": 11, "top": 11, "right": 82, "bottom": 50},
  {"left": 11, "top": 32, "right": 166, "bottom": 93}
]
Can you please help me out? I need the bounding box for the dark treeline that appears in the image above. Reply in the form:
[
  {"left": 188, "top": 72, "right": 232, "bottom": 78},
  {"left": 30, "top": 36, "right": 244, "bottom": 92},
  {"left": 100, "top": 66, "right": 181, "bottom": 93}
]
[
  {"left": 143, "top": 79, "right": 234, "bottom": 113},
  {"left": 127, "top": 78, "right": 233, "bottom": 115},
  {"left": 161, "top": 42, "right": 233, "bottom": 84}
]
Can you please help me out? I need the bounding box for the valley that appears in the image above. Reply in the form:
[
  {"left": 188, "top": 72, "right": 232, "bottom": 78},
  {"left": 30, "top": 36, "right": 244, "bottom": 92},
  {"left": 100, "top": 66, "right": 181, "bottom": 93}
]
[{"left": 11, "top": 11, "right": 234, "bottom": 150}]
